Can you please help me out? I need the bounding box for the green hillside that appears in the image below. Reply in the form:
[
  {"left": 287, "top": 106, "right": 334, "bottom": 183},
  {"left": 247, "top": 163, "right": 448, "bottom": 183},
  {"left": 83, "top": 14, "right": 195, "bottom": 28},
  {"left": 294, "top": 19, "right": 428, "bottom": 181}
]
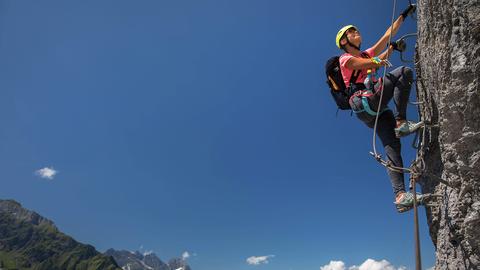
[{"left": 0, "top": 200, "right": 121, "bottom": 270}]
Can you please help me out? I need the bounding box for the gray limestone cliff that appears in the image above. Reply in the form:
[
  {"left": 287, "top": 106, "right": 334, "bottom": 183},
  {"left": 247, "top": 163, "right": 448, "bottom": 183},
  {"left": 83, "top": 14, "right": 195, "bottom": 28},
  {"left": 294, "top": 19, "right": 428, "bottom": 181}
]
[{"left": 415, "top": 0, "right": 480, "bottom": 269}]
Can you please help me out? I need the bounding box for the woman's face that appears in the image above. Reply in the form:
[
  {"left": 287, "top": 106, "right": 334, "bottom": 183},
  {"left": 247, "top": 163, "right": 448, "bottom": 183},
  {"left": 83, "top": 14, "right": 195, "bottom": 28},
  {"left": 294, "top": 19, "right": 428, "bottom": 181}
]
[{"left": 345, "top": 28, "right": 362, "bottom": 47}]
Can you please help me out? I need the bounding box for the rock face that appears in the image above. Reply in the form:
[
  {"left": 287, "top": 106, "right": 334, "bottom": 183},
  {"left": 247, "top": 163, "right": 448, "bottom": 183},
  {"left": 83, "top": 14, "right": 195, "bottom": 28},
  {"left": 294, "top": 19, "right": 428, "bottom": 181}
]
[
  {"left": 416, "top": 0, "right": 480, "bottom": 269},
  {"left": 0, "top": 199, "right": 121, "bottom": 270},
  {"left": 105, "top": 249, "right": 191, "bottom": 270},
  {"left": 167, "top": 258, "right": 192, "bottom": 270}
]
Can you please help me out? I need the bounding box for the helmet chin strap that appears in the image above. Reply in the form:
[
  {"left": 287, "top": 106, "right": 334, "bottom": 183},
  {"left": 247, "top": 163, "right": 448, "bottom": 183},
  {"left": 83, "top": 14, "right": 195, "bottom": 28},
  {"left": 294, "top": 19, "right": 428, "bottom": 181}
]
[{"left": 346, "top": 37, "right": 361, "bottom": 51}]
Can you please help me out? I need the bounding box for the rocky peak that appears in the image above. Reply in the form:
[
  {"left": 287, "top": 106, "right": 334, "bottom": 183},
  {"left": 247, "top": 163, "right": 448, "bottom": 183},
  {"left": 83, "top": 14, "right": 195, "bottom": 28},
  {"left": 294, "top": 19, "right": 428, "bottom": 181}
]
[
  {"left": 0, "top": 199, "right": 55, "bottom": 228},
  {"left": 168, "top": 258, "right": 191, "bottom": 270},
  {"left": 0, "top": 199, "right": 120, "bottom": 270},
  {"left": 105, "top": 249, "right": 174, "bottom": 270},
  {"left": 144, "top": 253, "right": 169, "bottom": 269}
]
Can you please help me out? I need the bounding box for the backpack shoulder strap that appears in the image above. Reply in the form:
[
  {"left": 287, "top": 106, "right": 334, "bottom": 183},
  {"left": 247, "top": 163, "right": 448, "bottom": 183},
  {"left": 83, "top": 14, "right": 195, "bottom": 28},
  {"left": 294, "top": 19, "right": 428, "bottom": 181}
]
[{"left": 348, "top": 52, "right": 370, "bottom": 86}]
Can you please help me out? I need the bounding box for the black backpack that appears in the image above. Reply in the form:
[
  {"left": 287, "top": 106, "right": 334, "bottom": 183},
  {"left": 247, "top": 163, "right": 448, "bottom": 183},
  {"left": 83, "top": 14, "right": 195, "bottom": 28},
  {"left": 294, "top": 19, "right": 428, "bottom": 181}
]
[{"left": 325, "top": 53, "right": 367, "bottom": 110}]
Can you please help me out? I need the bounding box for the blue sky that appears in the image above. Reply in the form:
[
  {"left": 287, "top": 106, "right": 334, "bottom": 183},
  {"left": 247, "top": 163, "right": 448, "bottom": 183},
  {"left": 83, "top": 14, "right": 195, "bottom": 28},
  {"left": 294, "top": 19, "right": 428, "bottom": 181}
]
[{"left": 0, "top": 1, "right": 434, "bottom": 269}]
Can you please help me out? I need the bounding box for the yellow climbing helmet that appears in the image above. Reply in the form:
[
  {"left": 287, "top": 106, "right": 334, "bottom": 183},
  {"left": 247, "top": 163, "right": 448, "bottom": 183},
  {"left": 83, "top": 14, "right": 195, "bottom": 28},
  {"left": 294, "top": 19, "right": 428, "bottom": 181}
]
[{"left": 336, "top": 25, "right": 358, "bottom": 48}]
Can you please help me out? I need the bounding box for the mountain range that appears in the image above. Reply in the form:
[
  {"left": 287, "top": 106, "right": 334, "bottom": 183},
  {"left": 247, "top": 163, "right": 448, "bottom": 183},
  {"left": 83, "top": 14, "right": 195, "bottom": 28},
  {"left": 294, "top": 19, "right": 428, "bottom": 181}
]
[
  {"left": 104, "top": 249, "right": 191, "bottom": 270},
  {"left": 0, "top": 199, "right": 191, "bottom": 270}
]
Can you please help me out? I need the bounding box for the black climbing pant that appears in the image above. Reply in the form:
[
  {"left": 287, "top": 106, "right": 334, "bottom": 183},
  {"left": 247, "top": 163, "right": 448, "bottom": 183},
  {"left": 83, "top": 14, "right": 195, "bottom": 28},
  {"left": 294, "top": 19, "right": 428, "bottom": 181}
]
[
  {"left": 372, "top": 66, "right": 414, "bottom": 121},
  {"left": 349, "top": 66, "right": 414, "bottom": 196},
  {"left": 372, "top": 110, "right": 406, "bottom": 196}
]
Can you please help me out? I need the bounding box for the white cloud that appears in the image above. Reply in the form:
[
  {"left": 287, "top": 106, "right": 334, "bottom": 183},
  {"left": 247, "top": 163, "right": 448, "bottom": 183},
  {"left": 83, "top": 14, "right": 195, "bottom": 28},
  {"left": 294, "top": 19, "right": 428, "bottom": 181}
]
[
  {"left": 320, "top": 260, "right": 346, "bottom": 270},
  {"left": 182, "top": 251, "right": 190, "bottom": 260},
  {"left": 35, "top": 167, "right": 58, "bottom": 180},
  {"left": 348, "top": 259, "right": 401, "bottom": 270},
  {"left": 320, "top": 259, "right": 407, "bottom": 270},
  {"left": 246, "top": 255, "right": 275, "bottom": 265}
]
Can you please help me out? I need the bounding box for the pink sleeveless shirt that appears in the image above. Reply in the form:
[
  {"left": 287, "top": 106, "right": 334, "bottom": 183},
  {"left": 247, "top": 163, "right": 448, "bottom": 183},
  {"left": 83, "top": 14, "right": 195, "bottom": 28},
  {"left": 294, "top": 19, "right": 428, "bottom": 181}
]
[{"left": 339, "top": 47, "right": 375, "bottom": 86}]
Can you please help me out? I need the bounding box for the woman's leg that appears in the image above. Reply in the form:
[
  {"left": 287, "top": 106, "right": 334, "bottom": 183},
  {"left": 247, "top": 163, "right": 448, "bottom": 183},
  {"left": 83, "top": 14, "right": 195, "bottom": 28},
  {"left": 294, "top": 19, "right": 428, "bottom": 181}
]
[
  {"left": 378, "top": 66, "right": 414, "bottom": 120},
  {"left": 365, "top": 110, "right": 406, "bottom": 197}
]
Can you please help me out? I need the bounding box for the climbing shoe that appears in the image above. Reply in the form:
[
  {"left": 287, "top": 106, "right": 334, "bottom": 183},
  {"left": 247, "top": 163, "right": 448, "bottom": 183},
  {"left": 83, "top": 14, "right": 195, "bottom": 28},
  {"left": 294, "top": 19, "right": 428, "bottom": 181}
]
[
  {"left": 395, "top": 192, "right": 425, "bottom": 213},
  {"left": 395, "top": 120, "right": 424, "bottom": 138}
]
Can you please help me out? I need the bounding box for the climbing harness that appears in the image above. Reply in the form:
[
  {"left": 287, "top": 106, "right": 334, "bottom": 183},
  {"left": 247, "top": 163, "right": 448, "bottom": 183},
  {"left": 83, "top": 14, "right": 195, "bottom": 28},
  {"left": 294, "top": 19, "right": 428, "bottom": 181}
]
[
  {"left": 350, "top": 89, "right": 389, "bottom": 116},
  {"left": 351, "top": 69, "right": 391, "bottom": 116}
]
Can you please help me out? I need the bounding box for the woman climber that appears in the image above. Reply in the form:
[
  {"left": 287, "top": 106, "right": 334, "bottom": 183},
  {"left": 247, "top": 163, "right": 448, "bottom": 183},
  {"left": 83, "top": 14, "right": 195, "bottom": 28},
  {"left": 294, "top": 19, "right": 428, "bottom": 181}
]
[{"left": 336, "top": 4, "right": 424, "bottom": 213}]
